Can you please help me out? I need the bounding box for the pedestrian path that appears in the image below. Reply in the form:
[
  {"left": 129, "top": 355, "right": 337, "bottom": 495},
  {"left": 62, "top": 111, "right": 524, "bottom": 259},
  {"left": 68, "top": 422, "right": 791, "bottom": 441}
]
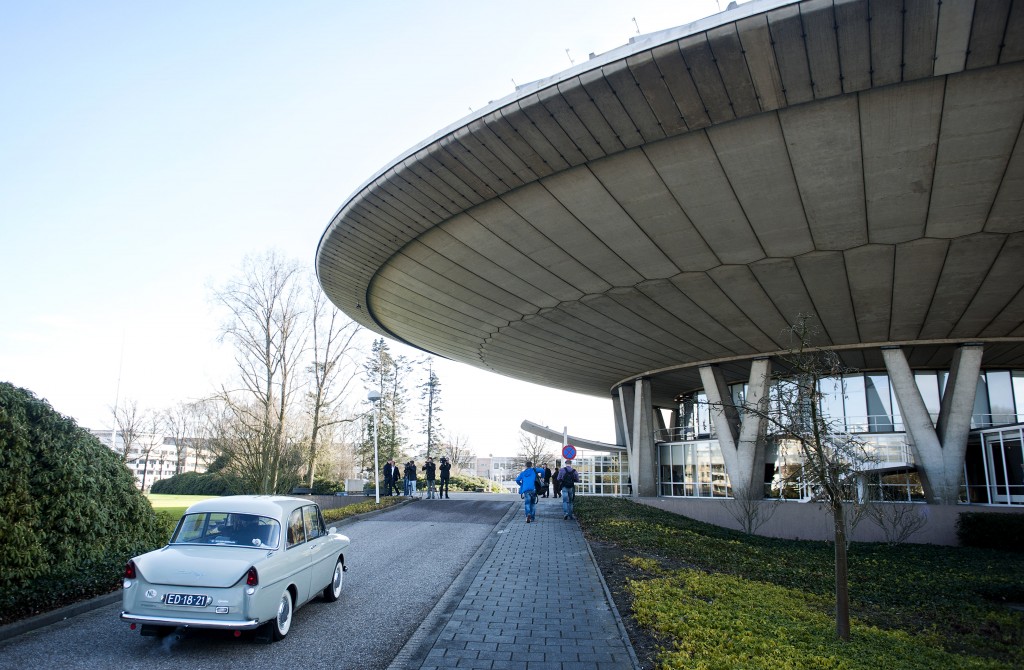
[{"left": 388, "top": 495, "right": 640, "bottom": 670}]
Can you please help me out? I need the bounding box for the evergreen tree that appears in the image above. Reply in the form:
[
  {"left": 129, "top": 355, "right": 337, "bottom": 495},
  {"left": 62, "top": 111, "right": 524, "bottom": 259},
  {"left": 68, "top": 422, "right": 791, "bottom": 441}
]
[
  {"left": 358, "top": 339, "right": 410, "bottom": 472},
  {"left": 419, "top": 361, "right": 443, "bottom": 458}
]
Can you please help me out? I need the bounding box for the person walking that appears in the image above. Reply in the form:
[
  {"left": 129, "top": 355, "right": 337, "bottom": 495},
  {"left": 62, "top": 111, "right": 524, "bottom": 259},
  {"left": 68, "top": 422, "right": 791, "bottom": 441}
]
[
  {"left": 439, "top": 456, "right": 451, "bottom": 498},
  {"left": 541, "top": 463, "right": 552, "bottom": 498},
  {"left": 515, "top": 461, "right": 544, "bottom": 523},
  {"left": 424, "top": 456, "right": 437, "bottom": 499},
  {"left": 552, "top": 460, "right": 563, "bottom": 500},
  {"left": 557, "top": 460, "right": 579, "bottom": 520}
]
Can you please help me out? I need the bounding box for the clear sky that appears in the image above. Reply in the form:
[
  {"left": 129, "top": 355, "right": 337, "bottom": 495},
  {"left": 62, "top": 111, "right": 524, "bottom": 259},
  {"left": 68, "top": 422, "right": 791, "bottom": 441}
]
[{"left": 1, "top": 0, "right": 725, "bottom": 457}]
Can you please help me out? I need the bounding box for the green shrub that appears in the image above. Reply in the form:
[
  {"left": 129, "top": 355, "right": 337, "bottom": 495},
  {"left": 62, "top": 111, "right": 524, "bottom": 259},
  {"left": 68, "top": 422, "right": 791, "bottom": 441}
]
[
  {"left": 0, "top": 383, "right": 166, "bottom": 624},
  {"left": 957, "top": 512, "right": 1024, "bottom": 552},
  {"left": 321, "top": 496, "right": 405, "bottom": 523},
  {"left": 448, "top": 473, "right": 502, "bottom": 492},
  {"left": 150, "top": 470, "right": 240, "bottom": 496},
  {"left": 310, "top": 477, "right": 345, "bottom": 495}
]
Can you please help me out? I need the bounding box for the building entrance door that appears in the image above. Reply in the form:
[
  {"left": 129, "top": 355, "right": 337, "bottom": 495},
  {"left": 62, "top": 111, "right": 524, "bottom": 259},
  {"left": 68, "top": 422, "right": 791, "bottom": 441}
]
[{"left": 984, "top": 429, "right": 1024, "bottom": 504}]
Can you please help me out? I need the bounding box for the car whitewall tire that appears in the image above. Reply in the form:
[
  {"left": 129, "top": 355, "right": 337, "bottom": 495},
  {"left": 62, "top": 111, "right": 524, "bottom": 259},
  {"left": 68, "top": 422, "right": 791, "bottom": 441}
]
[
  {"left": 272, "top": 589, "right": 293, "bottom": 641},
  {"left": 323, "top": 560, "right": 344, "bottom": 602}
]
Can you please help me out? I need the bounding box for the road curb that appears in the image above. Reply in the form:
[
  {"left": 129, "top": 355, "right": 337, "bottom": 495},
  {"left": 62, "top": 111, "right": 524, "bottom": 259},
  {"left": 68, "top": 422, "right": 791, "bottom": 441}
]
[
  {"left": 0, "top": 590, "right": 122, "bottom": 645},
  {"left": 387, "top": 501, "right": 518, "bottom": 670}
]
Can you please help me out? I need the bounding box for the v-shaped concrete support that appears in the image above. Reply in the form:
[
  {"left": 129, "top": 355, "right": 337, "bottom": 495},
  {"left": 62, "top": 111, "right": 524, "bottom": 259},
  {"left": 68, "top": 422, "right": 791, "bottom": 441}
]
[
  {"left": 700, "top": 359, "right": 771, "bottom": 499},
  {"left": 882, "top": 344, "right": 983, "bottom": 505}
]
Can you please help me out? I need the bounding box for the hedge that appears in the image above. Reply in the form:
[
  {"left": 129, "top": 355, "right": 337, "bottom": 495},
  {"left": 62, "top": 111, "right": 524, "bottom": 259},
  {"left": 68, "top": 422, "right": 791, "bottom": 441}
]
[
  {"left": 957, "top": 512, "right": 1024, "bottom": 552},
  {"left": 0, "top": 383, "right": 166, "bottom": 624}
]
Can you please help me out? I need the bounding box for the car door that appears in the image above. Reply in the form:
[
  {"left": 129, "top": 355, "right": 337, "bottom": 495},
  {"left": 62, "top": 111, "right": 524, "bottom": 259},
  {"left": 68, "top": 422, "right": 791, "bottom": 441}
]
[
  {"left": 285, "top": 507, "right": 313, "bottom": 605},
  {"left": 302, "top": 504, "right": 336, "bottom": 594}
]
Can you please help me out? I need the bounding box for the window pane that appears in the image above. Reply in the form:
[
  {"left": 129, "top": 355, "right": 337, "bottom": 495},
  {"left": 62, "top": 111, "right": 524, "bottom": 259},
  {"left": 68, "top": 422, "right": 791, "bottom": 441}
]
[
  {"left": 915, "top": 372, "right": 940, "bottom": 424},
  {"left": 302, "top": 506, "right": 321, "bottom": 540},
  {"left": 287, "top": 509, "right": 306, "bottom": 547},
  {"left": 866, "top": 375, "right": 894, "bottom": 432},
  {"left": 844, "top": 375, "right": 867, "bottom": 432},
  {"left": 1014, "top": 371, "right": 1024, "bottom": 420},
  {"left": 987, "top": 371, "right": 1015, "bottom": 424},
  {"left": 818, "top": 376, "right": 845, "bottom": 423},
  {"left": 973, "top": 375, "right": 992, "bottom": 428}
]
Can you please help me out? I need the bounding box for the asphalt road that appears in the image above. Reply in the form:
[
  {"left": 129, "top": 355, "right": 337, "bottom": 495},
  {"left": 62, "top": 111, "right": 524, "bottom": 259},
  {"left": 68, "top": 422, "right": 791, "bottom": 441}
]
[{"left": 0, "top": 498, "right": 514, "bottom": 670}]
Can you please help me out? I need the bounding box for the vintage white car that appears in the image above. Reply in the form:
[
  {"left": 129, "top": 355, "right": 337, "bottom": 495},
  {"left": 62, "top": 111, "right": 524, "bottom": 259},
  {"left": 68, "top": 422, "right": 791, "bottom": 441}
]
[{"left": 121, "top": 495, "right": 350, "bottom": 641}]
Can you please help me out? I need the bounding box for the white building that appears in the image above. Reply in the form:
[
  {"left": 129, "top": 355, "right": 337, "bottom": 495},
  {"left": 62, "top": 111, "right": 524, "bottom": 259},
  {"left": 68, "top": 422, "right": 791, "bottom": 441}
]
[{"left": 90, "top": 429, "right": 198, "bottom": 491}]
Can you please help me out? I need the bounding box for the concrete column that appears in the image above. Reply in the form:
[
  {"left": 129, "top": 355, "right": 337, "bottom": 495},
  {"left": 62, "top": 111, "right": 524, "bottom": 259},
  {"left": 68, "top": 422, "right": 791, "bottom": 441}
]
[
  {"left": 936, "top": 344, "right": 984, "bottom": 502},
  {"left": 614, "top": 385, "right": 634, "bottom": 495},
  {"left": 616, "top": 384, "right": 635, "bottom": 451},
  {"left": 883, "top": 344, "right": 983, "bottom": 505},
  {"left": 883, "top": 346, "right": 942, "bottom": 502},
  {"left": 737, "top": 359, "right": 772, "bottom": 498},
  {"left": 629, "top": 378, "right": 658, "bottom": 497},
  {"left": 699, "top": 361, "right": 770, "bottom": 499}
]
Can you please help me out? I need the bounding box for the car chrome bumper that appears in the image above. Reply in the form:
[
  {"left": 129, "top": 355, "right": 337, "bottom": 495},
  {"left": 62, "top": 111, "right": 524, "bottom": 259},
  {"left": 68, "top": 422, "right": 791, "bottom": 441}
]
[{"left": 120, "top": 611, "right": 261, "bottom": 630}]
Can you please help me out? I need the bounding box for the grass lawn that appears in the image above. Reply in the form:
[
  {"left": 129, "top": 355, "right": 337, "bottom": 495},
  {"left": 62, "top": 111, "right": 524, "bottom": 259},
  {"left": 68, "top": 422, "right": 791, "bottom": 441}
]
[
  {"left": 146, "top": 493, "right": 218, "bottom": 519},
  {"left": 577, "top": 497, "right": 1024, "bottom": 670}
]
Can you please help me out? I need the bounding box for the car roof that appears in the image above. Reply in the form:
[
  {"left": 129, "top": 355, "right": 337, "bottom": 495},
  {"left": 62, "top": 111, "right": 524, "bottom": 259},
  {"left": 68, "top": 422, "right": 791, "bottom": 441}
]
[{"left": 182, "top": 495, "right": 313, "bottom": 519}]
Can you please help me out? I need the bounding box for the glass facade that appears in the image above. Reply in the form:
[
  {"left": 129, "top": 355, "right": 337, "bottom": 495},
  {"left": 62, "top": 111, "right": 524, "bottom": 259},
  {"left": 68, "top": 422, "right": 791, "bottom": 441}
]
[
  {"left": 658, "top": 440, "right": 729, "bottom": 497},
  {"left": 657, "top": 369, "right": 1024, "bottom": 505}
]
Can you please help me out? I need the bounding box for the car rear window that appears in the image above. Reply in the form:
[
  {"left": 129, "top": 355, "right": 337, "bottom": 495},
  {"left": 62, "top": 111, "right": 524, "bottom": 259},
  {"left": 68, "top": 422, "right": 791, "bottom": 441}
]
[{"left": 171, "top": 512, "right": 281, "bottom": 548}]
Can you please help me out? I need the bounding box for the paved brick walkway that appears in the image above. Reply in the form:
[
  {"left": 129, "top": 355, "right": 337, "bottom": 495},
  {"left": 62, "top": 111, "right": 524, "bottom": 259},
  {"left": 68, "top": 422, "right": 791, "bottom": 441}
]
[{"left": 389, "top": 495, "right": 639, "bottom": 670}]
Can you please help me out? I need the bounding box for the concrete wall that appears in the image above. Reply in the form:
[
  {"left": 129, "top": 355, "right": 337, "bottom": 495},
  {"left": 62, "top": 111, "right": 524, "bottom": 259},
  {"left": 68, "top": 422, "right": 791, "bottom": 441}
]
[{"left": 636, "top": 497, "right": 1024, "bottom": 546}]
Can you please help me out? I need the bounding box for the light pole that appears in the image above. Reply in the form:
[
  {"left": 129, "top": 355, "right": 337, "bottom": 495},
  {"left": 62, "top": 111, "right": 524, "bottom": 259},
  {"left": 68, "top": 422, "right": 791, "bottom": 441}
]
[{"left": 368, "top": 390, "right": 382, "bottom": 504}]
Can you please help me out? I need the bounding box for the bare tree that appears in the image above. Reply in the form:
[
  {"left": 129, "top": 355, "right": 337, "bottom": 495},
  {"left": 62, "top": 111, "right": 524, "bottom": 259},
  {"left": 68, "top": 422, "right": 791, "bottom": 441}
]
[
  {"left": 163, "top": 402, "right": 203, "bottom": 475},
  {"left": 113, "top": 400, "right": 145, "bottom": 466},
  {"left": 303, "top": 280, "right": 361, "bottom": 487},
  {"left": 440, "top": 432, "right": 474, "bottom": 473},
  {"left": 724, "top": 494, "right": 781, "bottom": 535},
  {"left": 760, "top": 316, "right": 875, "bottom": 641},
  {"left": 516, "top": 430, "right": 555, "bottom": 470},
  {"left": 864, "top": 503, "right": 929, "bottom": 546},
  {"left": 213, "top": 251, "right": 307, "bottom": 494},
  {"left": 138, "top": 410, "right": 166, "bottom": 491}
]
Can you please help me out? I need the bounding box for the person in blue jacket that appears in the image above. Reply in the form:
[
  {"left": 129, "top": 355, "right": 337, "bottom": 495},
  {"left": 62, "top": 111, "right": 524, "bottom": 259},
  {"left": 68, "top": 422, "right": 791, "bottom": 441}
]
[{"left": 515, "top": 461, "right": 545, "bottom": 523}]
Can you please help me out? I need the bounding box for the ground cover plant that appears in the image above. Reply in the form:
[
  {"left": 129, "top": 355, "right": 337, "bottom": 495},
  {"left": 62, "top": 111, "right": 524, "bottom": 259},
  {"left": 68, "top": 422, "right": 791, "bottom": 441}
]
[{"left": 576, "top": 497, "right": 1024, "bottom": 670}]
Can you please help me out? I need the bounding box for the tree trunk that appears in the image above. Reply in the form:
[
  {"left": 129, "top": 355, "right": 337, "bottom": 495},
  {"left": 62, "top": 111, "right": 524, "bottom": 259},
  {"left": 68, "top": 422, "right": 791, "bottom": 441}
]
[{"left": 833, "top": 502, "right": 851, "bottom": 641}]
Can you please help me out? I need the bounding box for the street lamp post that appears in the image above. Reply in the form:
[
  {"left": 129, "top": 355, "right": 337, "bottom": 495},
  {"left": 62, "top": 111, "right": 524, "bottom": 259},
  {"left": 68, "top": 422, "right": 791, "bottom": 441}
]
[{"left": 368, "top": 390, "right": 382, "bottom": 504}]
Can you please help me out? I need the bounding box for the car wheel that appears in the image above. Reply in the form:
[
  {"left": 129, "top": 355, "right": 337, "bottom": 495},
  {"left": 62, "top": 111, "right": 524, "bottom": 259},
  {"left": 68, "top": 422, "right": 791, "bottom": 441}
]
[
  {"left": 322, "top": 560, "right": 344, "bottom": 602},
  {"left": 271, "top": 588, "right": 293, "bottom": 641}
]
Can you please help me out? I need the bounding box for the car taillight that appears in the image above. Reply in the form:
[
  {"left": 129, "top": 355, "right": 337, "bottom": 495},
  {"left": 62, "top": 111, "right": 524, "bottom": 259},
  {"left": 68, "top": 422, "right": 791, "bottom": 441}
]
[
  {"left": 124, "top": 560, "right": 137, "bottom": 579},
  {"left": 246, "top": 567, "right": 258, "bottom": 587}
]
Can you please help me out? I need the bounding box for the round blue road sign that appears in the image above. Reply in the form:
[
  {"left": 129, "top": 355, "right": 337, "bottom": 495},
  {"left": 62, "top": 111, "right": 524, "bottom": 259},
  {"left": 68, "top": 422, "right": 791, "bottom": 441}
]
[{"left": 562, "top": 444, "right": 576, "bottom": 460}]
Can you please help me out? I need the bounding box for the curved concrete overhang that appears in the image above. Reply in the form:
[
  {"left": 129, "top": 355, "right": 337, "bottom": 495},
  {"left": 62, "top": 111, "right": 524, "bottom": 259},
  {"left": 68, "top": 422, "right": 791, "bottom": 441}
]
[
  {"left": 317, "top": 0, "right": 1024, "bottom": 407},
  {"left": 520, "top": 420, "right": 625, "bottom": 453}
]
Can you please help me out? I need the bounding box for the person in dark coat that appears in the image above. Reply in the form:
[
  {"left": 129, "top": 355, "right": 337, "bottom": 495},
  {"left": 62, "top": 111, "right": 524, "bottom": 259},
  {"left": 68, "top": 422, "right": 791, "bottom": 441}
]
[
  {"left": 439, "top": 456, "right": 452, "bottom": 498},
  {"left": 541, "top": 463, "right": 552, "bottom": 497},
  {"left": 383, "top": 459, "right": 400, "bottom": 496},
  {"left": 552, "top": 460, "right": 562, "bottom": 499},
  {"left": 424, "top": 456, "right": 437, "bottom": 499},
  {"left": 404, "top": 460, "right": 418, "bottom": 496}
]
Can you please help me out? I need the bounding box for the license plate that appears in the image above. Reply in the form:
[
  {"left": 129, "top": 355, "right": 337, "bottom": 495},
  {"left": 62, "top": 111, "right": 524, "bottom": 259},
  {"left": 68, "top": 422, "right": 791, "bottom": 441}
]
[{"left": 164, "top": 593, "right": 210, "bottom": 607}]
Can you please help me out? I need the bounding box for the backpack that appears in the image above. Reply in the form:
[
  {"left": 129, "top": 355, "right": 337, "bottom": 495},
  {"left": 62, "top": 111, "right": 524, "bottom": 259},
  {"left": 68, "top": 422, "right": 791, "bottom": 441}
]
[
  {"left": 560, "top": 467, "right": 576, "bottom": 488},
  {"left": 533, "top": 468, "right": 545, "bottom": 493}
]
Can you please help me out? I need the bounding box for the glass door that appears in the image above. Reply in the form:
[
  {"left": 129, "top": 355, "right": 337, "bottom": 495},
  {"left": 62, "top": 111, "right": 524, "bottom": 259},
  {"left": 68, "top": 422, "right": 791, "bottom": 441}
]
[{"left": 985, "top": 429, "right": 1024, "bottom": 504}]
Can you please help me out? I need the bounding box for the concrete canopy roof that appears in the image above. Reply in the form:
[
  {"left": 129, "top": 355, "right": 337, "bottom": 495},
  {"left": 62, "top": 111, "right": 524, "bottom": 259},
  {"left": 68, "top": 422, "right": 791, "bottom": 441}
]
[{"left": 317, "top": 0, "right": 1024, "bottom": 407}]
